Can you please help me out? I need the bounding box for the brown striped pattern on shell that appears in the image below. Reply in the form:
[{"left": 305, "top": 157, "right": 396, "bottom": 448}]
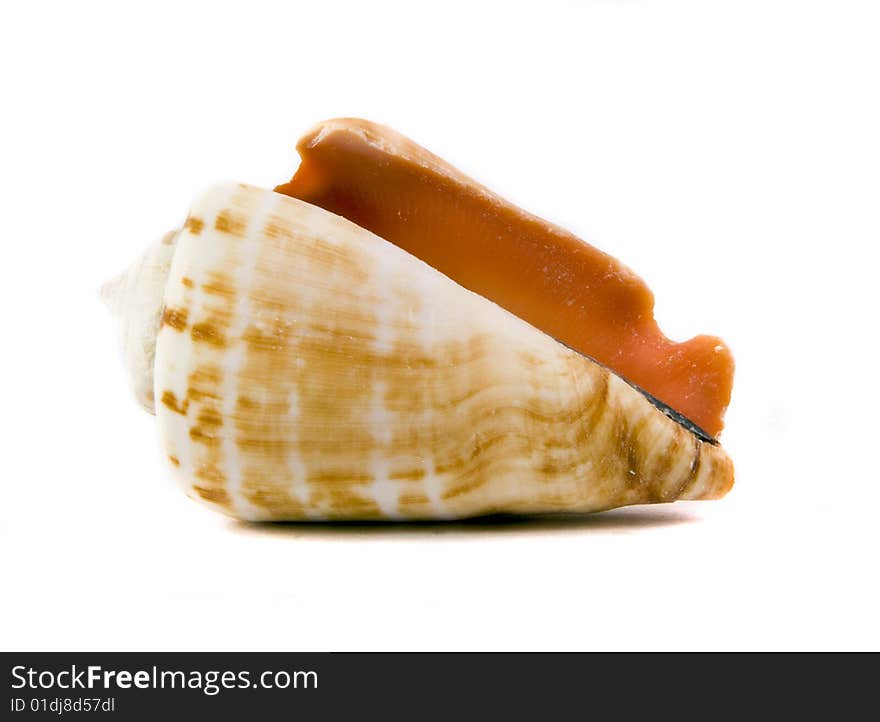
[{"left": 153, "top": 183, "right": 733, "bottom": 520}]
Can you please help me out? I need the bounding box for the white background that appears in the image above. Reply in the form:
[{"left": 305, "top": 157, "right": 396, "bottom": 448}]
[{"left": 2, "top": 1, "right": 878, "bottom": 651}]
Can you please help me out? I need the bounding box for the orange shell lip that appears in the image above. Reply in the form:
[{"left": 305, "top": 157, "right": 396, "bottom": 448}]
[{"left": 275, "top": 118, "right": 734, "bottom": 439}]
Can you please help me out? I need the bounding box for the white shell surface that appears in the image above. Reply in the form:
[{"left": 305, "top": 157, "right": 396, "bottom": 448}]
[
  {"left": 102, "top": 230, "right": 178, "bottom": 412},
  {"left": 153, "top": 183, "right": 733, "bottom": 520}
]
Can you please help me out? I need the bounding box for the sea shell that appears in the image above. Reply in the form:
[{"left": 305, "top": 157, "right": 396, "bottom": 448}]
[{"left": 104, "top": 182, "right": 733, "bottom": 521}]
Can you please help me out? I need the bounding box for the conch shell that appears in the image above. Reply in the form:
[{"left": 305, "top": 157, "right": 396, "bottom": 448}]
[{"left": 104, "top": 182, "right": 733, "bottom": 520}]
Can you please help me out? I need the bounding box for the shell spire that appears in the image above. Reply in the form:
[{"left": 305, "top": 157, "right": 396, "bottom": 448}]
[{"left": 102, "top": 229, "right": 178, "bottom": 413}]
